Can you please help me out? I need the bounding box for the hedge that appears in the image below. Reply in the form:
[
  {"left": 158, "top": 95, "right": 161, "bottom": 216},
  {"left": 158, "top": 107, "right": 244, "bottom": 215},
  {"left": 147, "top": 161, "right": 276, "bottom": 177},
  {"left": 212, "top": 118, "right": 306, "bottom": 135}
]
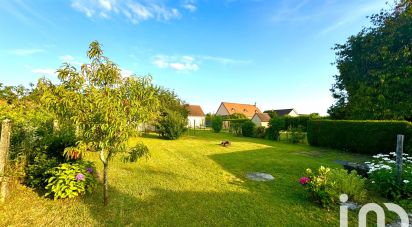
[{"left": 307, "top": 120, "right": 412, "bottom": 155}]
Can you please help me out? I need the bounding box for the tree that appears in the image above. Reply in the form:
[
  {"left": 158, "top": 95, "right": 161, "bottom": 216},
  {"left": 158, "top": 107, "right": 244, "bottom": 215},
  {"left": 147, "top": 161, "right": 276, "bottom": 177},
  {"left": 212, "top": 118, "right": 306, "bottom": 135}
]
[
  {"left": 38, "top": 41, "right": 159, "bottom": 205},
  {"left": 155, "top": 88, "right": 188, "bottom": 139},
  {"left": 329, "top": 0, "right": 412, "bottom": 120},
  {"left": 211, "top": 116, "right": 223, "bottom": 133}
]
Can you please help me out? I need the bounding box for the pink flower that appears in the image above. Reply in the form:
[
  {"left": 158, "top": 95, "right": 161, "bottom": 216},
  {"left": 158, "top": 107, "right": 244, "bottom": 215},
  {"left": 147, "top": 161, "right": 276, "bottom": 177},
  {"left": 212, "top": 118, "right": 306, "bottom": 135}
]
[
  {"left": 76, "top": 173, "right": 85, "bottom": 181},
  {"left": 299, "top": 177, "right": 310, "bottom": 185}
]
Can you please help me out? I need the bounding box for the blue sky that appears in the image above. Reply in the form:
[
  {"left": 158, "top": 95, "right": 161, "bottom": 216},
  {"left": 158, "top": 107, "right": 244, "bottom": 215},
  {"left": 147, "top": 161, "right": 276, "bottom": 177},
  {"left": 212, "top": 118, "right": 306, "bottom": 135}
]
[{"left": 0, "top": 0, "right": 389, "bottom": 115}]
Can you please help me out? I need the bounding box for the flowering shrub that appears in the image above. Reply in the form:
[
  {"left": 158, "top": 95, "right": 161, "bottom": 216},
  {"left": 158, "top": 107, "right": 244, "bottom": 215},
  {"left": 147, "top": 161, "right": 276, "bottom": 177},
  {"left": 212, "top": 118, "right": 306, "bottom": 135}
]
[
  {"left": 366, "top": 153, "right": 412, "bottom": 200},
  {"left": 45, "top": 161, "right": 97, "bottom": 200},
  {"left": 301, "top": 166, "right": 367, "bottom": 208}
]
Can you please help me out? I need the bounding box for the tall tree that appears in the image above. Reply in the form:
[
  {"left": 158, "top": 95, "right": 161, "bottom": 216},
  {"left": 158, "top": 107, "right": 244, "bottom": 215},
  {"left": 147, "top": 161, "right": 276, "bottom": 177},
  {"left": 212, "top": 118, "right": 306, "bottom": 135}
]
[
  {"left": 39, "top": 41, "right": 159, "bottom": 205},
  {"left": 329, "top": 0, "right": 412, "bottom": 120}
]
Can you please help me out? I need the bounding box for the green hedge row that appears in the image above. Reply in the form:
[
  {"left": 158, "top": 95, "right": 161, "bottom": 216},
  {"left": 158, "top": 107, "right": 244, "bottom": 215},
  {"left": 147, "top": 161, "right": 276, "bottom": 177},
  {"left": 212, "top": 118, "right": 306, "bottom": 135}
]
[{"left": 307, "top": 120, "right": 412, "bottom": 154}]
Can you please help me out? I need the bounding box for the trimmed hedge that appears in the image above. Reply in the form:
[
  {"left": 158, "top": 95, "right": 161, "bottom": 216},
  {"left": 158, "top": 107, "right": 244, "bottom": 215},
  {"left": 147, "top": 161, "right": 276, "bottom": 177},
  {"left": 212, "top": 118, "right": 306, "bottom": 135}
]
[{"left": 307, "top": 120, "right": 412, "bottom": 155}]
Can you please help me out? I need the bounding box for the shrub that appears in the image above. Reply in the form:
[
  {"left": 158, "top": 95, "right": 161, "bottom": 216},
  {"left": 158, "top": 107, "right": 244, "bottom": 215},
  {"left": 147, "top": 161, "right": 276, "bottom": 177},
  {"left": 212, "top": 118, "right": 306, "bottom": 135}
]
[
  {"left": 307, "top": 120, "right": 412, "bottom": 154},
  {"left": 45, "top": 161, "right": 97, "bottom": 200},
  {"left": 288, "top": 126, "right": 306, "bottom": 144},
  {"left": 228, "top": 119, "right": 248, "bottom": 136},
  {"left": 157, "top": 110, "right": 187, "bottom": 140},
  {"left": 366, "top": 153, "right": 412, "bottom": 200},
  {"left": 255, "top": 126, "right": 266, "bottom": 139},
  {"left": 211, "top": 116, "right": 223, "bottom": 133},
  {"left": 241, "top": 120, "right": 255, "bottom": 137},
  {"left": 25, "top": 154, "right": 60, "bottom": 189},
  {"left": 301, "top": 166, "right": 367, "bottom": 208},
  {"left": 266, "top": 117, "right": 285, "bottom": 140}
]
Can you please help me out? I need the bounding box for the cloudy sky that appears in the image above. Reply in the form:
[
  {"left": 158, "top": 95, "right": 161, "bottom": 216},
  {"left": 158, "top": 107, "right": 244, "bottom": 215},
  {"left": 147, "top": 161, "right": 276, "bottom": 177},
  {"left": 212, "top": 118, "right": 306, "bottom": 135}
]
[{"left": 0, "top": 0, "right": 390, "bottom": 115}]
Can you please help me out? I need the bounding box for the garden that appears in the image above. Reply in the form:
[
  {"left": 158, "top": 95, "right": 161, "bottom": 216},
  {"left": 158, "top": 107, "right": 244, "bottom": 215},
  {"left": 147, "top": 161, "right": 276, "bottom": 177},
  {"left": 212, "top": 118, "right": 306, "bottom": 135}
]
[
  {"left": 1, "top": 129, "right": 407, "bottom": 226},
  {"left": 1, "top": 3, "right": 412, "bottom": 224}
]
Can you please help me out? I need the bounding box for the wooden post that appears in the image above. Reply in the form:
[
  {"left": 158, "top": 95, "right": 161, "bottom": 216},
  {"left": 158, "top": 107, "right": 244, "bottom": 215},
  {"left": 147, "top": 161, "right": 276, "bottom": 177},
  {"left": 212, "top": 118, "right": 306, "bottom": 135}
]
[
  {"left": 396, "top": 134, "right": 404, "bottom": 184},
  {"left": 0, "top": 119, "right": 11, "bottom": 202}
]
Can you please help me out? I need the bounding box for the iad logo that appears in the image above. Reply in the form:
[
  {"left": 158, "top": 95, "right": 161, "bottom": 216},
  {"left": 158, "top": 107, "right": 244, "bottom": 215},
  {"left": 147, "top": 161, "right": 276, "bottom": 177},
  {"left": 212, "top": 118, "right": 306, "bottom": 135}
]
[{"left": 340, "top": 194, "right": 410, "bottom": 227}]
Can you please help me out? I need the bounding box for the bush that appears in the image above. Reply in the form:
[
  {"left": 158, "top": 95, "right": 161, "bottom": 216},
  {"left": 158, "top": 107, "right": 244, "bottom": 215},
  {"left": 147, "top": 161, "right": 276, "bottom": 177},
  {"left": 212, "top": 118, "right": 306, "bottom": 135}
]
[
  {"left": 25, "top": 154, "right": 60, "bottom": 189},
  {"left": 300, "top": 166, "right": 367, "bottom": 208},
  {"left": 288, "top": 126, "right": 306, "bottom": 144},
  {"left": 307, "top": 120, "right": 412, "bottom": 154},
  {"left": 255, "top": 126, "right": 266, "bottom": 139},
  {"left": 157, "top": 110, "right": 187, "bottom": 140},
  {"left": 211, "top": 116, "right": 223, "bottom": 133},
  {"left": 45, "top": 161, "right": 97, "bottom": 200},
  {"left": 228, "top": 119, "right": 248, "bottom": 136},
  {"left": 241, "top": 120, "right": 255, "bottom": 137},
  {"left": 266, "top": 117, "right": 285, "bottom": 140},
  {"left": 366, "top": 153, "right": 412, "bottom": 200}
]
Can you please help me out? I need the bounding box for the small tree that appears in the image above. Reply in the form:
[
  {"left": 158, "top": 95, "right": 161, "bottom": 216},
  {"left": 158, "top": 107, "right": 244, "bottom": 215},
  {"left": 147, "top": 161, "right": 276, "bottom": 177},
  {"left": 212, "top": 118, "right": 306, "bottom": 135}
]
[
  {"left": 211, "top": 116, "right": 223, "bottom": 133},
  {"left": 241, "top": 120, "right": 255, "bottom": 137},
  {"left": 267, "top": 117, "right": 285, "bottom": 140},
  {"left": 39, "top": 41, "right": 159, "bottom": 205},
  {"left": 157, "top": 110, "right": 187, "bottom": 140}
]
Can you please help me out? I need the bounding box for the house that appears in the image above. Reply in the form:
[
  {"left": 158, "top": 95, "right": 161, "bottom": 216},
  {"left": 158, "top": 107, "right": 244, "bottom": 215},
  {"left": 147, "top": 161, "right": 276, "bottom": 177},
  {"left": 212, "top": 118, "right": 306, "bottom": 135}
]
[
  {"left": 251, "top": 113, "right": 271, "bottom": 128},
  {"left": 185, "top": 105, "right": 205, "bottom": 128},
  {"left": 264, "top": 108, "right": 299, "bottom": 117},
  {"left": 215, "top": 102, "right": 262, "bottom": 119}
]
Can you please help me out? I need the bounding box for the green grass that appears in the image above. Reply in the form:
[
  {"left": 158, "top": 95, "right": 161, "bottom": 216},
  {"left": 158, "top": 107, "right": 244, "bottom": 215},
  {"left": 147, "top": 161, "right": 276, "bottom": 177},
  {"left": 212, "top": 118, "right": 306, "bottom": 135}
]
[{"left": 0, "top": 131, "right": 390, "bottom": 226}]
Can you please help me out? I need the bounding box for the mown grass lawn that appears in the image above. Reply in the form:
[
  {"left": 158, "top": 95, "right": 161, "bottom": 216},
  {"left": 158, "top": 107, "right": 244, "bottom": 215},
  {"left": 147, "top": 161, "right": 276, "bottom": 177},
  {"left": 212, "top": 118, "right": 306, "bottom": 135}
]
[{"left": 0, "top": 130, "right": 389, "bottom": 226}]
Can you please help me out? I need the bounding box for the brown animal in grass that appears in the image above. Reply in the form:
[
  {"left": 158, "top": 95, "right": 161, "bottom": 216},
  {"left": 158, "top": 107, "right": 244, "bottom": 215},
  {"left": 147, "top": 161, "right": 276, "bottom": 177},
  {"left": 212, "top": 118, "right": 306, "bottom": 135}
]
[{"left": 221, "top": 141, "right": 231, "bottom": 147}]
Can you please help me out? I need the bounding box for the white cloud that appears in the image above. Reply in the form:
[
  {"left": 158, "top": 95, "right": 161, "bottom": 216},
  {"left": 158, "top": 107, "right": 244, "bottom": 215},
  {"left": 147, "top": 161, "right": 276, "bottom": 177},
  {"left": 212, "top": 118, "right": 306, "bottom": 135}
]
[
  {"left": 319, "top": 0, "right": 387, "bottom": 35},
  {"left": 11, "top": 48, "right": 45, "bottom": 56},
  {"left": 121, "top": 68, "right": 134, "bottom": 77},
  {"left": 60, "top": 55, "right": 75, "bottom": 62},
  {"left": 70, "top": 0, "right": 182, "bottom": 24},
  {"left": 152, "top": 55, "right": 198, "bottom": 72},
  {"left": 182, "top": 0, "right": 197, "bottom": 12},
  {"left": 152, "top": 54, "right": 250, "bottom": 72},
  {"left": 32, "top": 68, "right": 56, "bottom": 76},
  {"left": 199, "top": 55, "right": 252, "bottom": 65},
  {"left": 59, "top": 55, "right": 84, "bottom": 66}
]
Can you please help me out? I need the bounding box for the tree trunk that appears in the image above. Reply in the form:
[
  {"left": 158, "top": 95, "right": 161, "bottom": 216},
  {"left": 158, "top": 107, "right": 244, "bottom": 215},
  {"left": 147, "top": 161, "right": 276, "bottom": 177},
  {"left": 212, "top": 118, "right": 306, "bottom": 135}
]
[
  {"left": 103, "top": 162, "right": 109, "bottom": 206},
  {"left": 99, "top": 149, "right": 109, "bottom": 206}
]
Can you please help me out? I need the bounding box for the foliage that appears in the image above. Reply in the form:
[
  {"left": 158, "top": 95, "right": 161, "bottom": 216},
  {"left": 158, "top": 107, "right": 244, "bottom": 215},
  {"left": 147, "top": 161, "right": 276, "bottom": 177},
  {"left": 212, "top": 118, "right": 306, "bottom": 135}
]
[
  {"left": 228, "top": 113, "right": 247, "bottom": 119},
  {"left": 25, "top": 154, "right": 60, "bottom": 189},
  {"left": 45, "top": 161, "right": 97, "bottom": 200},
  {"left": 301, "top": 166, "right": 367, "bottom": 208},
  {"left": 266, "top": 117, "right": 285, "bottom": 140},
  {"left": 307, "top": 119, "right": 412, "bottom": 154},
  {"left": 122, "top": 142, "right": 150, "bottom": 163},
  {"left": 205, "top": 113, "right": 213, "bottom": 127},
  {"left": 329, "top": 168, "right": 367, "bottom": 203},
  {"left": 255, "top": 126, "right": 266, "bottom": 139},
  {"left": 329, "top": 1, "right": 412, "bottom": 120},
  {"left": 211, "top": 115, "right": 223, "bottom": 133},
  {"left": 366, "top": 153, "right": 412, "bottom": 200},
  {"left": 287, "top": 126, "right": 306, "bottom": 144},
  {"left": 241, "top": 120, "right": 255, "bottom": 137},
  {"left": 227, "top": 119, "right": 248, "bottom": 136},
  {"left": 157, "top": 110, "right": 187, "bottom": 140},
  {"left": 38, "top": 41, "right": 160, "bottom": 205}
]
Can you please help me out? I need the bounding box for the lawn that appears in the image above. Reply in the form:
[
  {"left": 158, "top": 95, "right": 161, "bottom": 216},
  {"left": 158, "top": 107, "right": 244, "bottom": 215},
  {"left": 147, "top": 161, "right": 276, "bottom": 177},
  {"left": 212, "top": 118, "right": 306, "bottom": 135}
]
[{"left": 0, "top": 130, "right": 382, "bottom": 226}]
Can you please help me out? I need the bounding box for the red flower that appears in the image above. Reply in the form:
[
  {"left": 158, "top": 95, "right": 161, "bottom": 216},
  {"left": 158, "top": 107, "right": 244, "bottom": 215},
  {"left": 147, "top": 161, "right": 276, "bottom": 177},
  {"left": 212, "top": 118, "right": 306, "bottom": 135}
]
[{"left": 299, "top": 177, "right": 310, "bottom": 185}]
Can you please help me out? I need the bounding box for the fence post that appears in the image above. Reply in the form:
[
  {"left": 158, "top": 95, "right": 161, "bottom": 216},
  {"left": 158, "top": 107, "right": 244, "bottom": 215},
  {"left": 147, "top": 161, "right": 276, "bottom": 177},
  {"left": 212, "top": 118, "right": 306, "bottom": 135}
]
[
  {"left": 0, "top": 119, "right": 11, "bottom": 202},
  {"left": 396, "top": 134, "right": 404, "bottom": 184}
]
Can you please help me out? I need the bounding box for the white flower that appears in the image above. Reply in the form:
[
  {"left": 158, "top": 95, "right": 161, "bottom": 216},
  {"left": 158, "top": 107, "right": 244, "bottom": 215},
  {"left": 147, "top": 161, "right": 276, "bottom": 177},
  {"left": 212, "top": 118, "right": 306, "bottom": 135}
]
[
  {"left": 390, "top": 152, "right": 396, "bottom": 156},
  {"left": 403, "top": 180, "right": 410, "bottom": 184},
  {"left": 371, "top": 181, "right": 375, "bottom": 184}
]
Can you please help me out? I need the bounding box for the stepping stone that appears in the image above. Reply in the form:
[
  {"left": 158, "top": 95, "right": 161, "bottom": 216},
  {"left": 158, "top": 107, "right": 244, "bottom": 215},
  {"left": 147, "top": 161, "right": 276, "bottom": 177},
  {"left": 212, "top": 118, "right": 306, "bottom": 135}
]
[{"left": 246, "top": 172, "right": 274, "bottom": 181}]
